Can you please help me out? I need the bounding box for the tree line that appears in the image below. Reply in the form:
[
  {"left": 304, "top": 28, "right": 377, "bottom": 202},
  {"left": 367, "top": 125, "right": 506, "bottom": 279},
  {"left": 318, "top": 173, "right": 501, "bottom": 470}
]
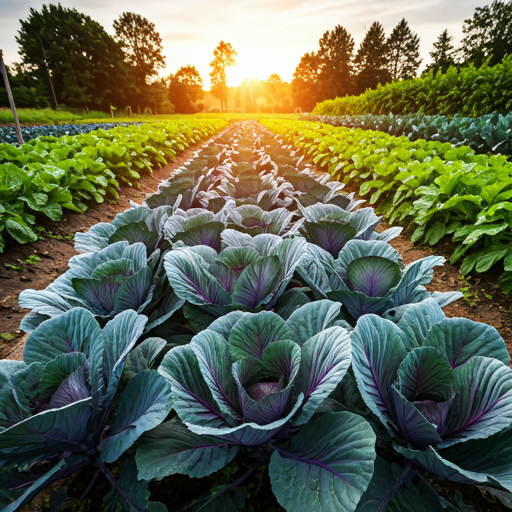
[
  {"left": 1, "top": 1, "right": 511, "bottom": 114},
  {"left": 292, "top": 0, "right": 512, "bottom": 111}
]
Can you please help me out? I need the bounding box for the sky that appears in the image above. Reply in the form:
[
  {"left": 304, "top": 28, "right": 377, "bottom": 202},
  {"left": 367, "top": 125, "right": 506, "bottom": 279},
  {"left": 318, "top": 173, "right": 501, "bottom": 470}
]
[{"left": 0, "top": 0, "right": 485, "bottom": 88}]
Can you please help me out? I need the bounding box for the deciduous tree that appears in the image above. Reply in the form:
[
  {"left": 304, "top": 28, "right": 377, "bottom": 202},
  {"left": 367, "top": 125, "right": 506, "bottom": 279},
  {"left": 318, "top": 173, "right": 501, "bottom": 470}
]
[
  {"left": 209, "top": 41, "right": 237, "bottom": 110},
  {"left": 291, "top": 51, "right": 322, "bottom": 111},
  {"left": 16, "top": 4, "right": 133, "bottom": 110},
  {"left": 113, "top": 12, "right": 165, "bottom": 87},
  {"left": 169, "top": 65, "right": 204, "bottom": 113},
  {"left": 460, "top": 0, "right": 512, "bottom": 67},
  {"left": 386, "top": 18, "right": 421, "bottom": 80}
]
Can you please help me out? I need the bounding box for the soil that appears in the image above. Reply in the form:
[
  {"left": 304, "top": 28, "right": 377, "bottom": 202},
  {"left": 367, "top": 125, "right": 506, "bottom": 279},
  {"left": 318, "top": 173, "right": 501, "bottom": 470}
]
[{"left": 0, "top": 142, "right": 206, "bottom": 360}]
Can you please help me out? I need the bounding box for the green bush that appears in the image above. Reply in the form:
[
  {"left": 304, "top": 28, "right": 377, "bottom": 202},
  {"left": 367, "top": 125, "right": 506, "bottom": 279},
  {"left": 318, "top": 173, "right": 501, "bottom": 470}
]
[{"left": 313, "top": 55, "right": 512, "bottom": 117}]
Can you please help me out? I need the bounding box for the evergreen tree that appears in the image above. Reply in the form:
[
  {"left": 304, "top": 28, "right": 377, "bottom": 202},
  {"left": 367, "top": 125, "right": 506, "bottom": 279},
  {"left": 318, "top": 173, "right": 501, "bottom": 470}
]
[
  {"left": 460, "top": 0, "right": 512, "bottom": 67},
  {"left": 386, "top": 18, "right": 422, "bottom": 80},
  {"left": 354, "top": 21, "right": 391, "bottom": 91},
  {"left": 425, "top": 29, "right": 456, "bottom": 75},
  {"left": 209, "top": 41, "right": 237, "bottom": 110},
  {"left": 113, "top": 12, "right": 166, "bottom": 87},
  {"left": 169, "top": 65, "right": 204, "bottom": 113},
  {"left": 317, "top": 25, "right": 355, "bottom": 99}
]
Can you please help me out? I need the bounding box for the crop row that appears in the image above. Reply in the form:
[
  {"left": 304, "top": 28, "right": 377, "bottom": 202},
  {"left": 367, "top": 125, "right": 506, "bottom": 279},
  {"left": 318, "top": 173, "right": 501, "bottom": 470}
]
[
  {"left": 308, "top": 111, "right": 512, "bottom": 157},
  {"left": 312, "top": 55, "right": 512, "bottom": 118},
  {"left": 2, "top": 120, "right": 511, "bottom": 512},
  {"left": 261, "top": 119, "right": 512, "bottom": 294},
  {"left": 0, "top": 119, "right": 227, "bottom": 252},
  {"left": 0, "top": 121, "right": 141, "bottom": 145}
]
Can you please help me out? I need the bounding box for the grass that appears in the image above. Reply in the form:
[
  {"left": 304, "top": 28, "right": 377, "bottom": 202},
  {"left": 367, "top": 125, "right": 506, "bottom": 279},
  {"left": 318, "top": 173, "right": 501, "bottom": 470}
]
[
  {"left": 0, "top": 108, "right": 299, "bottom": 126},
  {"left": 0, "top": 108, "right": 109, "bottom": 124}
]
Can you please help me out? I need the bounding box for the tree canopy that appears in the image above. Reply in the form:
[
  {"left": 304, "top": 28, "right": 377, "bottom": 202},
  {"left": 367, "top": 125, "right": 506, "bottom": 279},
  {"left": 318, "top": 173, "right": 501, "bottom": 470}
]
[
  {"left": 460, "top": 0, "right": 512, "bottom": 67},
  {"left": 354, "top": 21, "right": 391, "bottom": 91},
  {"left": 387, "top": 18, "right": 422, "bottom": 80},
  {"left": 169, "top": 65, "right": 204, "bottom": 113},
  {"left": 317, "top": 25, "right": 355, "bottom": 99},
  {"left": 16, "top": 4, "right": 133, "bottom": 110},
  {"left": 425, "top": 29, "right": 456, "bottom": 75},
  {"left": 209, "top": 41, "right": 237, "bottom": 110},
  {"left": 113, "top": 12, "right": 166, "bottom": 86}
]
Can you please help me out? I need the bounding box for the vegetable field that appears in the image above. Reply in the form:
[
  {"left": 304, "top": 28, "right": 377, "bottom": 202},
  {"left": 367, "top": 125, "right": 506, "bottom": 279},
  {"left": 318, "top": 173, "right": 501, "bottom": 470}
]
[
  {"left": 262, "top": 119, "right": 512, "bottom": 294},
  {"left": 0, "top": 118, "right": 511, "bottom": 512}
]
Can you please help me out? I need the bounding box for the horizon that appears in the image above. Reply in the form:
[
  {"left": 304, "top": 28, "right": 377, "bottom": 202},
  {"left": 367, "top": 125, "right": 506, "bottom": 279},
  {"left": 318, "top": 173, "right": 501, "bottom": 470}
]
[{"left": 0, "top": 0, "right": 485, "bottom": 89}]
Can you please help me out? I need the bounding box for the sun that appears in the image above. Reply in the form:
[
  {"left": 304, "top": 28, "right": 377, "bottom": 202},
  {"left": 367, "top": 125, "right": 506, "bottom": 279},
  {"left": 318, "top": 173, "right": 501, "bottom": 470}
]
[{"left": 224, "top": 46, "right": 274, "bottom": 86}]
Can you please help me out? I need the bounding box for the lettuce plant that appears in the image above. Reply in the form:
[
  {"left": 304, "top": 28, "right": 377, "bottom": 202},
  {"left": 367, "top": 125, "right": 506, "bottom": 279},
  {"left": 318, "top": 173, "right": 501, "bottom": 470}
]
[
  {"left": 19, "top": 241, "right": 183, "bottom": 332},
  {"left": 348, "top": 299, "right": 512, "bottom": 509},
  {"left": 0, "top": 308, "right": 171, "bottom": 511},
  {"left": 164, "top": 235, "right": 307, "bottom": 316},
  {"left": 297, "top": 203, "right": 402, "bottom": 257},
  {"left": 299, "top": 239, "right": 461, "bottom": 320},
  {"left": 136, "top": 301, "right": 377, "bottom": 512}
]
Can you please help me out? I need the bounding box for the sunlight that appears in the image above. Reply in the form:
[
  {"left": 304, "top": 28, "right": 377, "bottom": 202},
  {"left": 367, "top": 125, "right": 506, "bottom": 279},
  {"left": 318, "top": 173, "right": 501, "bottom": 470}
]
[{"left": 225, "top": 46, "right": 275, "bottom": 86}]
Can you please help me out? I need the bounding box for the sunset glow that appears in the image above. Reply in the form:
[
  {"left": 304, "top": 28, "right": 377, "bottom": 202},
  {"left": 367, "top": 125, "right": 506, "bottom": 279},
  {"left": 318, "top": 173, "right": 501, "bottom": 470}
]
[{"left": 1, "top": 0, "right": 486, "bottom": 89}]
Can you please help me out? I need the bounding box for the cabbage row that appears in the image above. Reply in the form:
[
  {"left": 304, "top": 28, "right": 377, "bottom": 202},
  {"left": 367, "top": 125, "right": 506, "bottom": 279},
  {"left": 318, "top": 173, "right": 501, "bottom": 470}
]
[
  {"left": 0, "top": 119, "right": 227, "bottom": 252},
  {"left": 2, "top": 120, "right": 511, "bottom": 512},
  {"left": 0, "top": 122, "right": 142, "bottom": 145},
  {"left": 308, "top": 112, "right": 512, "bottom": 157},
  {"left": 262, "top": 118, "right": 512, "bottom": 294}
]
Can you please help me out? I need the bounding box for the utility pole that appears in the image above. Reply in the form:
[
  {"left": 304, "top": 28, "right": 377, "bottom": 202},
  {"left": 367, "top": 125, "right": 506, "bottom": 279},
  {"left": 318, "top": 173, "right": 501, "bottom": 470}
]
[{"left": 0, "top": 50, "right": 23, "bottom": 144}]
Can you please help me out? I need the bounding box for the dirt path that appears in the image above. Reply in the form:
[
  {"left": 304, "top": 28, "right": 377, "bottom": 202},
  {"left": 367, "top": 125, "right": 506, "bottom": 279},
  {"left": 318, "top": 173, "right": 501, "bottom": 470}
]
[
  {"left": 0, "top": 143, "right": 206, "bottom": 360},
  {"left": 387, "top": 227, "right": 512, "bottom": 346}
]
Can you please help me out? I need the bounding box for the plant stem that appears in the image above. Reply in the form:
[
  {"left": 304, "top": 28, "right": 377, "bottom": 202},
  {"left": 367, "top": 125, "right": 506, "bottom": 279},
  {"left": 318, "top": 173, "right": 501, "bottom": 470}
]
[
  {"left": 95, "top": 458, "right": 142, "bottom": 512},
  {"left": 80, "top": 469, "right": 100, "bottom": 500},
  {"left": 377, "top": 461, "right": 412, "bottom": 512}
]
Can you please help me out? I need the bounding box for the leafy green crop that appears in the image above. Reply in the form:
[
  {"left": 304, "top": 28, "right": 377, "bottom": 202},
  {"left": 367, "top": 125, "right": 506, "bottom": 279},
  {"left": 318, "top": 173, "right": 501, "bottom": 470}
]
[
  {"left": 0, "top": 118, "right": 227, "bottom": 252},
  {"left": 309, "top": 111, "right": 512, "bottom": 157},
  {"left": 313, "top": 55, "right": 512, "bottom": 118},
  {"left": 0, "top": 121, "right": 141, "bottom": 144},
  {"left": 262, "top": 118, "right": 512, "bottom": 294}
]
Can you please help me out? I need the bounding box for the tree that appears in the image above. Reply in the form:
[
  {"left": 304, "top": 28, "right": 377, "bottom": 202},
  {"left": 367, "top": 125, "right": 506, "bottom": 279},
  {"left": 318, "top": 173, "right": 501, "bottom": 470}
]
[
  {"left": 291, "top": 51, "right": 322, "bottom": 111},
  {"left": 386, "top": 18, "right": 422, "bottom": 80},
  {"left": 113, "top": 12, "right": 165, "bottom": 87},
  {"left": 16, "top": 4, "right": 133, "bottom": 109},
  {"left": 425, "top": 29, "right": 456, "bottom": 75},
  {"left": 460, "top": 0, "right": 512, "bottom": 67},
  {"left": 209, "top": 41, "right": 237, "bottom": 110},
  {"left": 169, "top": 65, "right": 204, "bottom": 113},
  {"left": 354, "top": 22, "right": 391, "bottom": 92},
  {"left": 317, "top": 25, "right": 355, "bottom": 99},
  {"left": 0, "top": 63, "right": 49, "bottom": 108}
]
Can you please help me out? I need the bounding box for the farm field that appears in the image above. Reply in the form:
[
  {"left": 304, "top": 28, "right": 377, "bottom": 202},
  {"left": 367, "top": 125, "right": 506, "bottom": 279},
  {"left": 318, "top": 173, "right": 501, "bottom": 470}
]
[
  {"left": 2, "top": 1, "right": 512, "bottom": 511},
  {"left": 0, "top": 118, "right": 511, "bottom": 512}
]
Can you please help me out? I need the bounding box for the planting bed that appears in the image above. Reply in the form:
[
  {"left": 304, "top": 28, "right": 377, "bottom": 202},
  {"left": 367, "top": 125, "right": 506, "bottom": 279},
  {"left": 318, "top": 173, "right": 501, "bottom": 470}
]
[
  {"left": 262, "top": 119, "right": 512, "bottom": 294},
  {"left": 1, "top": 120, "right": 512, "bottom": 512}
]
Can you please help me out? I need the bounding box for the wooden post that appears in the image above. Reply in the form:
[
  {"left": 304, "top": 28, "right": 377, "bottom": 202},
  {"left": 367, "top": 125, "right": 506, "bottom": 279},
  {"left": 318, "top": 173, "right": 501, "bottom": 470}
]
[{"left": 0, "top": 50, "right": 23, "bottom": 144}]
